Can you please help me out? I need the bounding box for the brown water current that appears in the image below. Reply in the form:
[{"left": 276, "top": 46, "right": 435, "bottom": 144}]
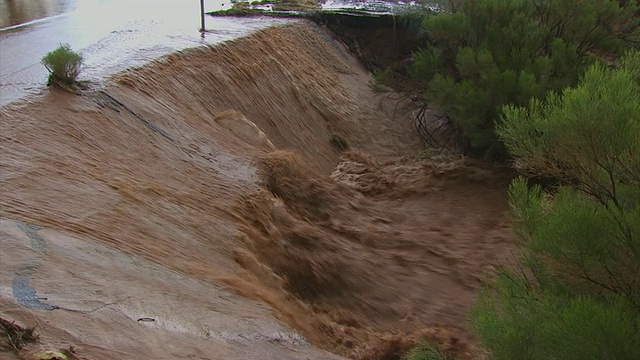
[{"left": 0, "top": 20, "right": 516, "bottom": 359}]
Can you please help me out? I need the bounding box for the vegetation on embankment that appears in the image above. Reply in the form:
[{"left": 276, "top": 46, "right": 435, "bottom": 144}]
[
  {"left": 401, "top": 1, "right": 640, "bottom": 359},
  {"left": 400, "top": 0, "right": 639, "bottom": 159},
  {"left": 405, "top": 50, "right": 640, "bottom": 360},
  {"left": 208, "top": 0, "right": 322, "bottom": 16},
  {"left": 468, "top": 50, "right": 640, "bottom": 360}
]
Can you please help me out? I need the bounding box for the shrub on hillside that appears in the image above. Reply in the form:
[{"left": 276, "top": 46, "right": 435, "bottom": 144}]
[
  {"left": 410, "top": 0, "right": 639, "bottom": 158},
  {"left": 41, "top": 44, "right": 83, "bottom": 86},
  {"left": 403, "top": 340, "right": 453, "bottom": 360},
  {"left": 470, "top": 51, "right": 640, "bottom": 359}
]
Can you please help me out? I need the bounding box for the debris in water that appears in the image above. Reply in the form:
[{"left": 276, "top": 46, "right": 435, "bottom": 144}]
[
  {"left": 0, "top": 317, "right": 39, "bottom": 351},
  {"left": 137, "top": 318, "right": 156, "bottom": 322}
]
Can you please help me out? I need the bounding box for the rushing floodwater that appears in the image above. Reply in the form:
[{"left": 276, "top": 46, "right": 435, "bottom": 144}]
[{"left": 0, "top": 0, "right": 289, "bottom": 106}]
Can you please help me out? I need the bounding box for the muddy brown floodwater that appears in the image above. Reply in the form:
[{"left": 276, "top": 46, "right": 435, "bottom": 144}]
[{"left": 0, "top": 17, "right": 516, "bottom": 360}]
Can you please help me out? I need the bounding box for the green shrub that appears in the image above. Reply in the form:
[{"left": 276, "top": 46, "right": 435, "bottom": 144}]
[
  {"left": 471, "top": 51, "right": 640, "bottom": 360},
  {"left": 410, "top": 0, "right": 640, "bottom": 159},
  {"left": 497, "top": 50, "right": 640, "bottom": 205},
  {"left": 371, "top": 67, "right": 394, "bottom": 92},
  {"left": 396, "top": 6, "right": 431, "bottom": 40},
  {"left": 403, "top": 340, "right": 452, "bottom": 360},
  {"left": 41, "top": 44, "right": 83, "bottom": 86}
]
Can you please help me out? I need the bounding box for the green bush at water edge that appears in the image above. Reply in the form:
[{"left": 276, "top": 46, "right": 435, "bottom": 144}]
[
  {"left": 408, "top": 0, "right": 639, "bottom": 159},
  {"left": 41, "top": 43, "right": 83, "bottom": 86},
  {"left": 403, "top": 340, "right": 453, "bottom": 360},
  {"left": 470, "top": 50, "right": 640, "bottom": 359}
]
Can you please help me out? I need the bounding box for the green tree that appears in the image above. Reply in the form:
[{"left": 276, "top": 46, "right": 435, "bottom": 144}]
[
  {"left": 470, "top": 51, "right": 640, "bottom": 359},
  {"left": 411, "top": 0, "right": 640, "bottom": 158}
]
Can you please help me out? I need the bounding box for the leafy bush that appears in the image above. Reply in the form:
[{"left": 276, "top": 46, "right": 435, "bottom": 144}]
[
  {"left": 498, "top": 50, "right": 640, "bottom": 205},
  {"left": 411, "top": 0, "right": 640, "bottom": 158},
  {"left": 470, "top": 51, "right": 640, "bottom": 359},
  {"left": 41, "top": 44, "right": 83, "bottom": 86},
  {"left": 403, "top": 340, "right": 453, "bottom": 360},
  {"left": 371, "top": 67, "right": 394, "bottom": 92},
  {"left": 396, "top": 6, "right": 431, "bottom": 40}
]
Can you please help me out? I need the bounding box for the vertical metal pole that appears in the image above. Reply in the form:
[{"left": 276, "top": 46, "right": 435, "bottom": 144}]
[{"left": 200, "top": 0, "right": 205, "bottom": 32}]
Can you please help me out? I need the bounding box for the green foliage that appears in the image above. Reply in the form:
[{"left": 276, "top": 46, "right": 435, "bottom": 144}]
[
  {"left": 498, "top": 50, "right": 640, "bottom": 205},
  {"left": 472, "top": 267, "right": 640, "bottom": 359},
  {"left": 396, "top": 6, "right": 431, "bottom": 40},
  {"left": 403, "top": 340, "right": 452, "bottom": 360},
  {"left": 372, "top": 67, "right": 394, "bottom": 92},
  {"left": 472, "top": 183, "right": 640, "bottom": 359},
  {"left": 411, "top": 47, "right": 445, "bottom": 83},
  {"left": 471, "top": 52, "right": 640, "bottom": 359},
  {"left": 410, "top": 0, "right": 640, "bottom": 158},
  {"left": 41, "top": 43, "right": 83, "bottom": 86}
]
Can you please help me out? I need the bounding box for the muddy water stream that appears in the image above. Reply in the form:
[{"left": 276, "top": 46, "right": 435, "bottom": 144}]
[{"left": 0, "top": 0, "right": 290, "bottom": 106}]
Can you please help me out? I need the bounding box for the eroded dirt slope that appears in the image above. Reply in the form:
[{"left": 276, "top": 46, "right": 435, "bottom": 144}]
[{"left": 1, "top": 21, "right": 514, "bottom": 359}]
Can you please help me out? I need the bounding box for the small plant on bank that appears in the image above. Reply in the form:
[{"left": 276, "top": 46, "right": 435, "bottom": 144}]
[
  {"left": 330, "top": 133, "right": 349, "bottom": 150},
  {"left": 371, "top": 67, "right": 394, "bottom": 93},
  {"left": 403, "top": 340, "right": 453, "bottom": 360},
  {"left": 41, "top": 43, "right": 83, "bottom": 86}
]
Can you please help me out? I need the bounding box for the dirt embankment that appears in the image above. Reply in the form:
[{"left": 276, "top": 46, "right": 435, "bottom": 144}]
[{"left": 1, "top": 20, "right": 514, "bottom": 359}]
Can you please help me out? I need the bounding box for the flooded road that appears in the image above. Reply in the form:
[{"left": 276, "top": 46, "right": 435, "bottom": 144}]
[
  {"left": 0, "top": 0, "right": 290, "bottom": 106},
  {"left": 0, "top": 0, "right": 77, "bottom": 28}
]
